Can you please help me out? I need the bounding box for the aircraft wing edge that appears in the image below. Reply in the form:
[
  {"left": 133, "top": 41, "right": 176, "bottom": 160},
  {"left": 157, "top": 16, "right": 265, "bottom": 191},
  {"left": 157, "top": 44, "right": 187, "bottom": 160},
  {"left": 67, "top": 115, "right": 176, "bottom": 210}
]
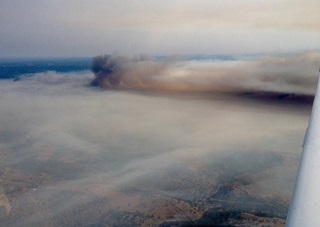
[{"left": 286, "top": 76, "right": 320, "bottom": 226}]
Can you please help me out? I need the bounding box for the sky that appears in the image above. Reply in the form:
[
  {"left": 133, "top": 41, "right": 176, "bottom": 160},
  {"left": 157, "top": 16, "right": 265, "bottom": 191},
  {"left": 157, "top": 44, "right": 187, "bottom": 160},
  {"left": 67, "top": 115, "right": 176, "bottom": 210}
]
[{"left": 0, "top": 0, "right": 320, "bottom": 57}]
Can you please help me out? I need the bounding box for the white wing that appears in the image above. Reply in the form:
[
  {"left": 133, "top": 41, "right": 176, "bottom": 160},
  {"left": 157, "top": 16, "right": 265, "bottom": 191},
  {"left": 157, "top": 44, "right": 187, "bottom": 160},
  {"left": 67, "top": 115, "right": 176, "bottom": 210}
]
[{"left": 286, "top": 77, "right": 320, "bottom": 226}]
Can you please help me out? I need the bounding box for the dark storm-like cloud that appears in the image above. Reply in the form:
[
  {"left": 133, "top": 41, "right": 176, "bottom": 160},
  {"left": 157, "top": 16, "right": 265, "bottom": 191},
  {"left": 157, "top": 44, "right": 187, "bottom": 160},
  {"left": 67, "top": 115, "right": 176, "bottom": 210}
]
[{"left": 91, "top": 52, "right": 320, "bottom": 95}]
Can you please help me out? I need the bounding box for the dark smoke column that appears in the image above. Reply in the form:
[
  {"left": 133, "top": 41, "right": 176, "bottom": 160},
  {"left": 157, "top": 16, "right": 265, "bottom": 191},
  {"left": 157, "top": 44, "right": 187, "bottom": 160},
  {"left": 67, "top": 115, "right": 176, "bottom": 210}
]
[
  {"left": 90, "top": 54, "right": 121, "bottom": 87},
  {"left": 90, "top": 54, "right": 173, "bottom": 90}
]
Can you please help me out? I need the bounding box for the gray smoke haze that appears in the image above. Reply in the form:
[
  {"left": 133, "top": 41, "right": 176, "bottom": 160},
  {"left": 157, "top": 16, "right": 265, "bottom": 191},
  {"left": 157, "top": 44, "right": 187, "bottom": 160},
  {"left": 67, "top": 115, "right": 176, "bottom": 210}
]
[
  {"left": 91, "top": 52, "right": 320, "bottom": 95},
  {"left": 0, "top": 56, "right": 314, "bottom": 225}
]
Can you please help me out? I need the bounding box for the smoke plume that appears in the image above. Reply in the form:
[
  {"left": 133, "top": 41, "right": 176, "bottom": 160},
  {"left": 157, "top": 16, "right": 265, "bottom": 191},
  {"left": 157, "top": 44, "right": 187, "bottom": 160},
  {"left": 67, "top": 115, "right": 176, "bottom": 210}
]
[
  {"left": 91, "top": 54, "right": 175, "bottom": 90},
  {"left": 91, "top": 52, "right": 320, "bottom": 95}
]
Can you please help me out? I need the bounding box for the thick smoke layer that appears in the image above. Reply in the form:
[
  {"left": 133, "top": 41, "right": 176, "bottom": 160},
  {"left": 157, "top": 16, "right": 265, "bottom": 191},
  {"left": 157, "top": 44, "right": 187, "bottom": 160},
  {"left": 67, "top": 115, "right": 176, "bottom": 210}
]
[{"left": 91, "top": 52, "right": 320, "bottom": 95}]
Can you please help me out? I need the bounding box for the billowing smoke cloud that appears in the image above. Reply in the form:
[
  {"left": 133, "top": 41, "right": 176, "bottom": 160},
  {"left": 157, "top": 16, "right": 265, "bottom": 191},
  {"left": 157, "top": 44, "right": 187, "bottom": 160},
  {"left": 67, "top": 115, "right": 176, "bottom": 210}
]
[
  {"left": 91, "top": 54, "right": 175, "bottom": 90},
  {"left": 91, "top": 52, "right": 320, "bottom": 95}
]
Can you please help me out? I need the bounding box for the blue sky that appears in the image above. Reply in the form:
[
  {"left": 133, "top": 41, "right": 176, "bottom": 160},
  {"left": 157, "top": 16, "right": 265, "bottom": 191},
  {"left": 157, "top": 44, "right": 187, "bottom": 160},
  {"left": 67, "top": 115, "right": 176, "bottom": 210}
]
[{"left": 1, "top": 0, "right": 320, "bottom": 57}]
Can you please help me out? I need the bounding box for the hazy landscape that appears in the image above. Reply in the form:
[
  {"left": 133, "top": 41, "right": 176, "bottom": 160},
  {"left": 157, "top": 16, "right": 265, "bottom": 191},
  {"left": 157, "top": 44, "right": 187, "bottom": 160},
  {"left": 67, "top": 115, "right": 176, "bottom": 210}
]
[
  {"left": 1, "top": 0, "right": 320, "bottom": 226},
  {"left": 0, "top": 53, "right": 318, "bottom": 226}
]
